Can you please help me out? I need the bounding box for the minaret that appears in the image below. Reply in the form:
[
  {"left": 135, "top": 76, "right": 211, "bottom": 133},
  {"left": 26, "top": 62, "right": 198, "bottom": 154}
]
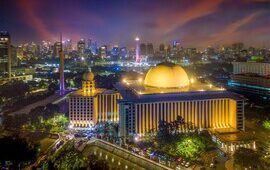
[
  {"left": 59, "top": 33, "right": 65, "bottom": 95},
  {"left": 82, "top": 68, "right": 95, "bottom": 94},
  {"left": 135, "top": 36, "right": 140, "bottom": 63}
]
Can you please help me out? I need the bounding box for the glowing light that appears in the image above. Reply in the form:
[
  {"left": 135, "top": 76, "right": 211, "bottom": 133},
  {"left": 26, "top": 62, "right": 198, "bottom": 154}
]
[
  {"left": 138, "top": 78, "right": 143, "bottom": 83},
  {"left": 190, "top": 78, "right": 195, "bottom": 84},
  {"left": 209, "top": 84, "right": 213, "bottom": 88},
  {"left": 122, "top": 79, "right": 127, "bottom": 83},
  {"left": 220, "top": 87, "right": 225, "bottom": 91},
  {"left": 68, "top": 124, "right": 74, "bottom": 129},
  {"left": 135, "top": 37, "right": 140, "bottom": 41},
  {"left": 134, "top": 136, "right": 139, "bottom": 142}
]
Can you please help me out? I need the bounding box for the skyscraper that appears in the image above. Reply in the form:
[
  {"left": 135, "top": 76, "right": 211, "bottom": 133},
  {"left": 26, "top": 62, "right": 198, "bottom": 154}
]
[
  {"left": 140, "top": 43, "right": 147, "bottom": 56},
  {"left": 0, "top": 31, "right": 11, "bottom": 77},
  {"left": 135, "top": 37, "right": 140, "bottom": 63},
  {"left": 77, "top": 39, "right": 86, "bottom": 55},
  {"left": 59, "top": 34, "right": 65, "bottom": 95},
  {"left": 99, "top": 45, "right": 107, "bottom": 59}
]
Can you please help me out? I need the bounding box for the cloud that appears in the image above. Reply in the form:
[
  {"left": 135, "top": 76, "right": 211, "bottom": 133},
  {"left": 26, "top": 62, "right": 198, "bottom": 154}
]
[
  {"left": 151, "top": 0, "right": 223, "bottom": 35},
  {"left": 17, "top": 0, "right": 54, "bottom": 40}
]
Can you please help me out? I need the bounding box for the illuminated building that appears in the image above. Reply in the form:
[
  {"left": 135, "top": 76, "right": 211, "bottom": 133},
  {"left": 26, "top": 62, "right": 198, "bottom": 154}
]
[
  {"left": 111, "top": 45, "right": 119, "bottom": 58},
  {"left": 135, "top": 37, "right": 140, "bottom": 63},
  {"left": 99, "top": 45, "right": 107, "bottom": 59},
  {"left": 0, "top": 31, "right": 11, "bottom": 77},
  {"left": 228, "top": 61, "right": 270, "bottom": 103},
  {"left": 232, "top": 61, "right": 270, "bottom": 76},
  {"left": 53, "top": 42, "right": 61, "bottom": 58},
  {"left": 69, "top": 69, "right": 121, "bottom": 127},
  {"left": 59, "top": 35, "right": 65, "bottom": 94},
  {"left": 77, "top": 39, "right": 86, "bottom": 55},
  {"left": 115, "top": 62, "right": 245, "bottom": 137}
]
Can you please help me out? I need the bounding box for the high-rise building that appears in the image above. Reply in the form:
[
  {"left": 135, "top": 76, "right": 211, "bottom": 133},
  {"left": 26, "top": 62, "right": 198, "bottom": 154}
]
[
  {"left": 99, "top": 45, "right": 107, "bottom": 59},
  {"left": 0, "top": 31, "right": 11, "bottom": 77},
  {"left": 77, "top": 39, "right": 86, "bottom": 55},
  {"left": 90, "top": 41, "right": 98, "bottom": 55},
  {"left": 64, "top": 39, "right": 72, "bottom": 53},
  {"left": 159, "top": 44, "right": 165, "bottom": 53},
  {"left": 59, "top": 35, "right": 65, "bottom": 95},
  {"left": 86, "top": 39, "right": 92, "bottom": 50},
  {"left": 53, "top": 42, "right": 61, "bottom": 58},
  {"left": 140, "top": 43, "right": 147, "bottom": 56},
  {"left": 146, "top": 43, "right": 154, "bottom": 56},
  {"left": 135, "top": 37, "right": 140, "bottom": 63},
  {"left": 119, "top": 47, "right": 128, "bottom": 58},
  {"left": 111, "top": 45, "right": 119, "bottom": 58}
]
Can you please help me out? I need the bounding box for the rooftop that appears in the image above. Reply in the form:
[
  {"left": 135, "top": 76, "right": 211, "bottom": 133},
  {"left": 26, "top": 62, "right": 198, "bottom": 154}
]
[
  {"left": 70, "top": 88, "right": 118, "bottom": 97},
  {"left": 114, "top": 82, "right": 244, "bottom": 103}
]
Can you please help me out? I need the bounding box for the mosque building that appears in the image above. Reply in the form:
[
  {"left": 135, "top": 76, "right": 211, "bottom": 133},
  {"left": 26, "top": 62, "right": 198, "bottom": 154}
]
[
  {"left": 69, "top": 68, "right": 121, "bottom": 127},
  {"left": 114, "top": 62, "right": 245, "bottom": 137},
  {"left": 69, "top": 63, "right": 245, "bottom": 140}
]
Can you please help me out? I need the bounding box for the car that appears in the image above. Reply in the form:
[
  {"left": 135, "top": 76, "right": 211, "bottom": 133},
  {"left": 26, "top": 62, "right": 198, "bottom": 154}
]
[
  {"left": 181, "top": 160, "right": 186, "bottom": 166},
  {"left": 185, "top": 162, "right": 190, "bottom": 168},
  {"left": 175, "top": 165, "right": 182, "bottom": 170}
]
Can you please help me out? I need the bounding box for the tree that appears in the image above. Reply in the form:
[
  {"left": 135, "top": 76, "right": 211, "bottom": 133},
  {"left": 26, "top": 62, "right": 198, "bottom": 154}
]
[
  {"left": 234, "top": 148, "right": 270, "bottom": 170},
  {"left": 49, "top": 141, "right": 87, "bottom": 170},
  {"left": 157, "top": 120, "right": 171, "bottom": 145},
  {"left": 88, "top": 154, "right": 109, "bottom": 170},
  {"left": 0, "top": 137, "right": 37, "bottom": 169},
  {"left": 175, "top": 135, "right": 205, "bottom": 160}
]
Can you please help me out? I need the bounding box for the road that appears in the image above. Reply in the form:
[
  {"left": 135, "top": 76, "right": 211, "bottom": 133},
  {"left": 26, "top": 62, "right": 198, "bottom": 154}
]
[{"left": 9, "top": 92, "right": 69, "bottom": 115}]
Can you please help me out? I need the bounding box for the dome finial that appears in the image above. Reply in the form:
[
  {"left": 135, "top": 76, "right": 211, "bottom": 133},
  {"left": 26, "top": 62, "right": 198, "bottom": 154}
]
[{"left": 83, "top": 67, "right": 94, "bottom": 81}]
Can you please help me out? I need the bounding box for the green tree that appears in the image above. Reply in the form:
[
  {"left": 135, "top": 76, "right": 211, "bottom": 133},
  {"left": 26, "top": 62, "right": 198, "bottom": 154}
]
[
  {"left": 0, "top": 137, "right": 37, "bottom": 169},
  {"left": 234, "top": 148, "right": 270, "bottom": 170},
  {"left": 175, "top": 135, "right": 205, "bottom": 160},
  {"left": 49, "top": 141, "right": 87, "bottom": 170},
  {"left": 88, "top": 154, "right": 109, "bottom": 170}
]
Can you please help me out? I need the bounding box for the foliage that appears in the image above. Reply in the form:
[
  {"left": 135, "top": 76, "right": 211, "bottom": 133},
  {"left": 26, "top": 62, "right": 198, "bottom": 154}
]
[
  {"left": 0, "top": 137, "right": 37, "bottom": 169},
  {"left": 174, "top": 135, "right": 205, "bottom": 160},
  {"left": 156, "top": 116, "right": 193, "bottom": 146},
  {"left": 156, "top": 118, "right": 215, "bottom": 161},
  {"left": 0, "top": 80, "right": 30, "bottom": 99},
  {"left": 48, "top": 141, "right": 88, "bottom": 170},
  {"left": 88, "top": 154, "right": 110, "bottom": 170},
  {"left": 2, "top": 104, "right": 67, "bottom": 133},
  {"left": 234, "top": 148, "right": 270, "bottom": 170},
  {"left": 262, "top": 120, "right": 270, "bottom": 129}
]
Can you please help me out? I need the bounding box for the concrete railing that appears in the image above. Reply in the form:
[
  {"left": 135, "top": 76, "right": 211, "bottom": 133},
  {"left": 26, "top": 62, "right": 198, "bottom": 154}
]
[{"left": 84, "top": 138, "right": 173, "bottom": 170}]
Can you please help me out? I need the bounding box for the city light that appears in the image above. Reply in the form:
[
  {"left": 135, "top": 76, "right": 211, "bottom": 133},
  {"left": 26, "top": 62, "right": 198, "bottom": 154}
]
[
  {"left": 1, "top": 2, "right": 266, "bottom": 169},
  {"left": 190, "top": 78, "right": 195, "bottom": 84}
]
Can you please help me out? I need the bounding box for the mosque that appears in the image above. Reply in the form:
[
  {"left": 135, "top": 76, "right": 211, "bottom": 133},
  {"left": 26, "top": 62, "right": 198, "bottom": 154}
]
[{"left": 69, "top": 63, "right": 245, "bottom": 138}]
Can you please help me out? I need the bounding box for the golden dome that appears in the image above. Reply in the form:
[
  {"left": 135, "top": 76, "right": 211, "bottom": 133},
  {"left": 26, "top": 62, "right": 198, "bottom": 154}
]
[
  {"left": 144, "top": 62, "right": 189, "bottom": 88},
  {"left": 83, "top": 69, "right": 94, "bottom": 81}
]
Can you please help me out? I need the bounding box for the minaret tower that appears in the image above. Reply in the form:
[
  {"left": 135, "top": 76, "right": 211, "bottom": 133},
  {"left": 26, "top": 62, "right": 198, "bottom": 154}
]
[
  {"left": 59, "top": 33, "right": 65, "bottom": 95},
  {"left": 82, "top": 68, "right": 96, "bottom": 94},
  {"left": 135, "top": 36, "right": 140, "bottom": 63}
]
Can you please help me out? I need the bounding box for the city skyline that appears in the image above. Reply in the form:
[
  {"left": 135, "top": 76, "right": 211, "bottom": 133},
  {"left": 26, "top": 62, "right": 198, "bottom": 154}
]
[{"left": 1, "top": 0, "right": 270, "bottom": 48}]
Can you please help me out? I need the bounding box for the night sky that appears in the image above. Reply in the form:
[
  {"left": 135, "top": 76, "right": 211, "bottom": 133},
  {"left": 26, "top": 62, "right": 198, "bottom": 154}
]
[{"left": 1, "top": 0, "right": 270, "bottom": 48}]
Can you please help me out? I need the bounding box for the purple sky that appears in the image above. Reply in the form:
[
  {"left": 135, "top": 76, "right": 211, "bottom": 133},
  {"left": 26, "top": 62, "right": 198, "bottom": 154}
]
[{"left": 1, "top": 0, "right": 270, "bottom": 48}]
